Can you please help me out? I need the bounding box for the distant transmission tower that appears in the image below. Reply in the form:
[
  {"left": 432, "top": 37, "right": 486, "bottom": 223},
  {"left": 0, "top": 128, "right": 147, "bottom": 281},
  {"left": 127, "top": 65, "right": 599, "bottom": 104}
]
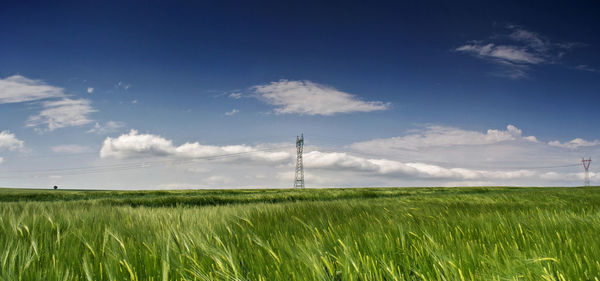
[
  {"left": 294, "top": 134, "right": 305, "bottom": 188},
  {"left": 582, "top": 157, "right": 592, "bottom": 186}
]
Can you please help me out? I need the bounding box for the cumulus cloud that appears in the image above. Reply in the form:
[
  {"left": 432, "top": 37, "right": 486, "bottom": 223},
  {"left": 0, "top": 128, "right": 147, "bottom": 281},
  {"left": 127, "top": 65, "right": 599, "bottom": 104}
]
[
  {"left": 27, "top": 98, "right": 96, "bottom": 131},
  {"left": 74, "top": 125, "right": 597, "bottom": 188},
  {"left": 351, "top": 124, "right": 534, "bottom": 151},
  {"left": 548, "top": 138, "right": 600, "bottom": 149},
  {"left": 100, "top": 129, "right": 292, "bottom": 163},
  {"left": 0, "top": 131, "right": 24, "bottom": 151},
  {"left": 252, "top": 80, "right": 389, "bottom": 115},
  {"left": 0, "top": 75, "right": 65, "bottom": 104},
  {"left": 455, "top": 25, "right": 582, "bottom": 78},
  {"left": 87, "top": 121, "right": 125, "bottom": 135},
  {"left": 225, "top": 109, "right": 239, "bottom": 116},
  {"left": 51, "top": 144, "right": 92, "bottom": 154}
]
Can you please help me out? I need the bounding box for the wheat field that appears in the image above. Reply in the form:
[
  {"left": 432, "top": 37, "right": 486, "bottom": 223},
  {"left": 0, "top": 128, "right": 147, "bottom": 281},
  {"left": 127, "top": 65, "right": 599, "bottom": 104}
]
[{"left": 0, "top": 186, "right": 599, "bottom": 280}]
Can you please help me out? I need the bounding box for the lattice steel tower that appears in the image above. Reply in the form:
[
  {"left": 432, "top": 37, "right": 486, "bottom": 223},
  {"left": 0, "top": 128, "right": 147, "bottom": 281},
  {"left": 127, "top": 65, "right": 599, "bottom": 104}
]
[
  {"left": 582, "top": 157, "right": 592, "bottom": 186},
  {"left": 294, "top": 134, "right": 305, "bottom": 188}
]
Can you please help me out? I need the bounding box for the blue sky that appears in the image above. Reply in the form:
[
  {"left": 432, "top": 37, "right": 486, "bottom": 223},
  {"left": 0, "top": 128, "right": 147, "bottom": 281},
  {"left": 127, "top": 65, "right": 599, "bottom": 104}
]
[{"left": 1, "top": 1, "right": 599, "bottom": 189}]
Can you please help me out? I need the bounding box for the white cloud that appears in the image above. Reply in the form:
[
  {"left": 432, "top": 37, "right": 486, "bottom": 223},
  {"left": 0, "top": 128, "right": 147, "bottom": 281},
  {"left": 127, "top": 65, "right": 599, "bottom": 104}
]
[
  {"left": 351, "top": 124, "right": 532, "bottom": 151},
  {"left": 4, "top": 123, "right": 594, "bottom": 189},
  {"left": 548, "top": 138, "right": 600, "bottom": 149},
  {"left": 456, "top": 43, "right": 544, "bottom": 65},
  {"left": 0, "top": 75, "right": 65, "bottom": 104},
  {"left": 87, "top": 87, "right": 94, "bottom": 94},
  {"left": 100, "top": 130, "right": 292, "bottom": 163},
  {"left": 252, "top": 80, "right": 389, "bottom": 115},
  {"left": 225, "top": 109, "right": 239, "bottom": 116},
  {"left": 0, "top": 131, "right": 24, "bottom": 151},
  {"left": 0, "top": 75, "right": 99, "bottom": 132},
  {"left": 0, "top": 157, "right": 3, "bottom": 164},
  {"left": 51, "top": 144, "right": 92, "bottom": 154},
  {"left": 304, "top": 150, "right": 536, "bottom": 181},
  {"left": 228, "top": 93, "right": 242, "bottom": 99},
  {"left": 87, "top": 121, "right": 125, "bottom": 135},
  {"left": 348, "top": 124, "right": 592, "bottom": 181},
  {"left": 455, "top": 26, "right": 581, "bottom": 78},
  {"left": 509, "top": 29, "right": 546, "bottom": 48},
  {"left": 27, "top": 98, "right": 96, "bottom": 131}
]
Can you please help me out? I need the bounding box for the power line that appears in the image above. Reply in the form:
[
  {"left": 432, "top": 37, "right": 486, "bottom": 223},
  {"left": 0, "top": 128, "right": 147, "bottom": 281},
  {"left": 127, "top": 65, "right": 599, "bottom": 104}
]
[
  {"left": 303, "top": 147, "right": 583, "bottom": 170},
  {"left": 0, "top": 147, "right": 292, "bottom": 178},
  {"left": 0, "top": 135, "right": 591, "bottom": 185}
]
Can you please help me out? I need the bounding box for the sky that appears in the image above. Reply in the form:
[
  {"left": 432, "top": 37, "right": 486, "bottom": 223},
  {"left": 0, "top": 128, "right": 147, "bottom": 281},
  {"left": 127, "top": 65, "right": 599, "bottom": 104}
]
[{"left": 1, "top": 0, "right": 599, "bottom": 189}]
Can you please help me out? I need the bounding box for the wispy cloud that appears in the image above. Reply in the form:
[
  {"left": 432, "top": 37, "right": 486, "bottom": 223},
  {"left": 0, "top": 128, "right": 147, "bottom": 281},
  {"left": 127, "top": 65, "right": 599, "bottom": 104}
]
[
  {"left": 351, "top": 125, "right": 536, "bottom": 151},
  {"left": 27, "top": 98, "right": 97, "bottom": 132},
  {"left": 0, "top": 75, "right": 99, "bottom": 132},
  {"left": 252, "top": 80, "right": 390, "bottom": 116},
  {"left": 87, "top": 121, "right": 125, "bottom": 135},
  {"left": 548, "top": 138, "right": 600, "bottom": 149},
  {"left": 117, "top": 81, "right": 131, "bottom": 90},
  {"left": 0, "top": 75, "right": 65, "bottom": 104},
  {"left": 456, "top": 43, "right": 544, "bottom": 65},
  {"left": 455, "top": 25, "right": 584, "bottom": 78},
  {"left": 225, "top": 109, "right": 239, "bottom": 116},
  {"left": 348, "top": 124, "right": 594, "bottom": 179},
  {"left": 228, "top": 93, "right": 242, "bottom": 99},
  {"left": 51, "top": 144, "right": 92, "bottom": 154},
  {"left": 574, "top": 65, "right": 599, "bottom": 73},
  {"left": 304, "top": 150, "right": 536, "bottom": 181}
]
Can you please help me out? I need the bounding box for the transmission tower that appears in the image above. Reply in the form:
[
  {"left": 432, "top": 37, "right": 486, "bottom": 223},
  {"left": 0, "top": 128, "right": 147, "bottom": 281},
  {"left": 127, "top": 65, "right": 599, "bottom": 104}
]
[
  {"left": 582, "top": 157, "right": 592, "bottom": 186},
  {"left": 294, "top": 134, "right": 305, "bottom": 188}
]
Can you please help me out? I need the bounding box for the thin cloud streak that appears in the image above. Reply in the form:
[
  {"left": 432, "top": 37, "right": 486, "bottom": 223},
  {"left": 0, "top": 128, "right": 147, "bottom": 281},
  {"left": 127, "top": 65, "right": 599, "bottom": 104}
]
[{"left": 455, "top": 25, "right": 586, "bottom": 78}]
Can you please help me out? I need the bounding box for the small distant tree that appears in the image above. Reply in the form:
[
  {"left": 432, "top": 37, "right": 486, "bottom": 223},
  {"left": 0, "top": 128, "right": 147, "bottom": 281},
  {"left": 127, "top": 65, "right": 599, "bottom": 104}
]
[{"left": 53, "top": 185, "right": 58, "bottom": 190}]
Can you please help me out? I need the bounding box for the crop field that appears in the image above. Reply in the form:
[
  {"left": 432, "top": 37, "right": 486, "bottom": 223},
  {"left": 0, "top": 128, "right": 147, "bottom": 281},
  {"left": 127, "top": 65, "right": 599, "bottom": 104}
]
[{"left": 0, "top": 186, "right": 599, "bottom": 281}]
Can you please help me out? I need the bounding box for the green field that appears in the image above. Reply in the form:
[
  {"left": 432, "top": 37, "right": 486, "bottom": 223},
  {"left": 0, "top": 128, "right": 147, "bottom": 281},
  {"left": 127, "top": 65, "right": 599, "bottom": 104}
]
[{"left": 1, "top": 186, "right": 599, "bottom": 281}]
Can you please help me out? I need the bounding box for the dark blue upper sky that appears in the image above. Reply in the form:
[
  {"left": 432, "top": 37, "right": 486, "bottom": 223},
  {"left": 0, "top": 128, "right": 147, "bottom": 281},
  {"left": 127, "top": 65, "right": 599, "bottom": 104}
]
[
  {"left": 3, "top": 1, "right": 599, "bottom": 137},
  {"left": 1, "top": 0, "right": 600, "bottom": 188}
]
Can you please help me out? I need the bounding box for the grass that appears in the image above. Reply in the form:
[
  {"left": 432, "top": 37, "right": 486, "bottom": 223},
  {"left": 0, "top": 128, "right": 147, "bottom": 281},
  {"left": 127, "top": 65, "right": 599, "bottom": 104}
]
[{"left": 0, "top": 186, "right": 599, "bottom": 280}]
